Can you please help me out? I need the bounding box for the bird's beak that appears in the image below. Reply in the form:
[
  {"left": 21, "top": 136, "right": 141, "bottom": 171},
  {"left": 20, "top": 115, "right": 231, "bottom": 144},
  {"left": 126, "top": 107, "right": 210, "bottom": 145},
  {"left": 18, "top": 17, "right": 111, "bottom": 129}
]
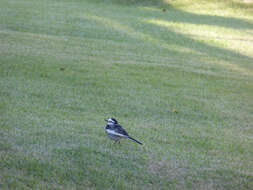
[{"left": 104, "top": 119, "right": 108, "bottom": 122}]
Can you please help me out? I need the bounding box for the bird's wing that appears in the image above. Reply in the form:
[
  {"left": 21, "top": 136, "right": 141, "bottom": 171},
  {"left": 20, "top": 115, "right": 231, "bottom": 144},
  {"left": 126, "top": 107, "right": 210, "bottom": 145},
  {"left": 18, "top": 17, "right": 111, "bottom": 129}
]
[
  {"left": 106, "top": 129, "right": 126, "bottom": 137},
  {"left": 114, "top": 124, "right": 129, "bottom": 136}
]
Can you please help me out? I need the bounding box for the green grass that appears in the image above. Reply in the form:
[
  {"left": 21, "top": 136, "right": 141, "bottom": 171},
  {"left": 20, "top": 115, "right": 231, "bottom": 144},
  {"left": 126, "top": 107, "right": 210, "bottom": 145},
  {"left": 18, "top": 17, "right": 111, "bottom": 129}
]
[{"left": 1, "top": 0, "right": 253, "bottom": 189}]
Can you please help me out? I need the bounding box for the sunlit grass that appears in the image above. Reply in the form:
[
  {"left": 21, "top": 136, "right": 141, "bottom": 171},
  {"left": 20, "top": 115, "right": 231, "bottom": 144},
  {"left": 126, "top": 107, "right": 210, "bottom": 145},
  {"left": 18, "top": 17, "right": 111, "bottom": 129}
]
[{"left": 144, "top": 18, "right": 253, "bottom": 75}]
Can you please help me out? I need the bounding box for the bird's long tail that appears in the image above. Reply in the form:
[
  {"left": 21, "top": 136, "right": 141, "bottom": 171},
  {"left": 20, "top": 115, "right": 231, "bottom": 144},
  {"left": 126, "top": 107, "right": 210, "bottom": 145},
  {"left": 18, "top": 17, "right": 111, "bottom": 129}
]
[{"left": 127, "top": 136, "right": 143, "bottom": 145}]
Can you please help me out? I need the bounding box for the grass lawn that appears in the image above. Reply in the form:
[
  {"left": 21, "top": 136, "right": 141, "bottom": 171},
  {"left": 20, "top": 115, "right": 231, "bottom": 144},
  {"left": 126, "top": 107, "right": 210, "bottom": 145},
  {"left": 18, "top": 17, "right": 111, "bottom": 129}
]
[{"left": 1, "top": 0, "right": 253, "bottom": 189}]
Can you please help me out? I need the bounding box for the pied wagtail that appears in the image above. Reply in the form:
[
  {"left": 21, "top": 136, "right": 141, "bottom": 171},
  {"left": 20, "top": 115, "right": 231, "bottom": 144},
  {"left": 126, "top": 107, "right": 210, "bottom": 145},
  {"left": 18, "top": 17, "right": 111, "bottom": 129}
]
[{"left": 104, "top": 118, "right": 143, "bottom": 145}]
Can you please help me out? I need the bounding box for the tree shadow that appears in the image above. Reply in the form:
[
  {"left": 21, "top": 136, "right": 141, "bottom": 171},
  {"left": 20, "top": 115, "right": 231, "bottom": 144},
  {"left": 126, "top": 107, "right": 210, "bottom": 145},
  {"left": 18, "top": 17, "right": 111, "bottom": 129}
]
[
  {"left": 84, "top": 11, "right": 253, "bottom": 75},
  {"left": 143, "top": 8, "right": 253, "bottom": 31},
  {"left": 100, "top": 0, "right": 253, "bottom": 30},
  {"left": 135, "top": 2, "right": 253, "bottom": 30},
  {"left": 5, "top": 0, "right": 252, "bottom": 75},
  {"left": 142, "top": 18, "right": 252, "bottom": 62},
  {"left": 86, "top": 0, "right": 168, "bottom": 6},
  {"left": 135, "top": 5, "right": 253, "bottom": 66},
  {"left": 228, "top": 0, "right": 253, "bottom": 10}
]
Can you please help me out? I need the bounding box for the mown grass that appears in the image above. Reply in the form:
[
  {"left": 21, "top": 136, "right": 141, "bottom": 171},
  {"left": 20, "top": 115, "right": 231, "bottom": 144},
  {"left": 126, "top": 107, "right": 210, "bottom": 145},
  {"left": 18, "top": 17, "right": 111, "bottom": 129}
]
[{"left": 1, "top": 0, "right": 253, "bottom": 189}]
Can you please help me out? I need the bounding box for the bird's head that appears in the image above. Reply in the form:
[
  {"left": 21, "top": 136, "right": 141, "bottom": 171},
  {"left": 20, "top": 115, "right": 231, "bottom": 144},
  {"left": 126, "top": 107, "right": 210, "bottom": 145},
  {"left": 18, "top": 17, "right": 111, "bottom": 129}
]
[{"left": 104, "top": 118, "right": 118, "bottom": 125}]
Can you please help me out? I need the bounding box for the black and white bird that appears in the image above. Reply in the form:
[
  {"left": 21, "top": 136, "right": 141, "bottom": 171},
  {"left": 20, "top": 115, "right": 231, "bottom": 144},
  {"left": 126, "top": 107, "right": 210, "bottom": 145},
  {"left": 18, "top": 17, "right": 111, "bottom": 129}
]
[{"left": 104, "top": 118, "right": 143, "bottom": 145}]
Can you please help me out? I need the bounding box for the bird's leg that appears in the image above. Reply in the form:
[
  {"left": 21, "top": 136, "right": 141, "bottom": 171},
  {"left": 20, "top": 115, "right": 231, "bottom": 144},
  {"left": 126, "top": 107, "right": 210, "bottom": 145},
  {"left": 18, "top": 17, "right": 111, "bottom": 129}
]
[{"left": 114, "top": 140, "right": 121, "bottom": 145}]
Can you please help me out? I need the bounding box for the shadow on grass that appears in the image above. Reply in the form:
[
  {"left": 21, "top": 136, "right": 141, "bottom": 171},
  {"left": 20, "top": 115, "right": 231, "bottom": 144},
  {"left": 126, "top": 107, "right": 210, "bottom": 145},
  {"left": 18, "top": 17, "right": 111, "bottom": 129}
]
[
  {"left": 86, "top": 0, "right": 168, "bottom": 6},
  {"left": 85, "top": 11, "right": 253, "bottom": 75},
  {"left": 97, "top": 0, "right": 253, "bottom": 30},
  {"left": 142, "top": 8, "right": 253, "bottom": 30},
  {"left": 228, "top": 0, "right": 253, "bottom": 10},
  {"left": 104, "top": 0, "right": 253, "bottom": 12},
  {"left": 5, "top": 0, "right": 253, "bottom": 75},
  {"left": 142, "top": 19, "right": 252, "bottom": 61}
]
